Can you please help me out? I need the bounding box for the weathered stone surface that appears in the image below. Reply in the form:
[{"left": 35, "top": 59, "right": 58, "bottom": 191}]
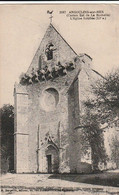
[{"left": 14, "top": 23, "right": 117, "bottom": 174}]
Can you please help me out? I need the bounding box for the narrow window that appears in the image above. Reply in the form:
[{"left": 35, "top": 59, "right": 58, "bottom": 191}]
[{"left": 45, "top": 43, "right": 56, "bottom": 60}]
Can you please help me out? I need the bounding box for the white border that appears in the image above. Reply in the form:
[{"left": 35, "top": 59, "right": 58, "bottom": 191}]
[{"left": 0, "top": 1, "right": 119, "bottom": 5}]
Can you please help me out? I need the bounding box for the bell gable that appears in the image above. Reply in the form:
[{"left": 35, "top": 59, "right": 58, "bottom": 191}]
[{"left": 27, "top": 24, "right": 77, "bottom": 75}]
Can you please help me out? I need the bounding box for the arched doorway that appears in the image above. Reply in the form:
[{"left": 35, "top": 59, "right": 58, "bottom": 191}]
[{"left": 45, "top": 144, "right": 59, "bottom": 173}]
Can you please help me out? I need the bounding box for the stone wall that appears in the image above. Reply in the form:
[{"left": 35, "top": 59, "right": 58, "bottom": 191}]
[
  {"left": 14, "top": 84, "right": 29, "bottom": 173},
  {"left": 14, "top": 22, "right": 83, "bottom": 173},
  {"left": 27, "top": 24, "right": 76, "bottom": 74},
  {"left": 14, "top": 52, "right": 97, "bottom": 173},
  {"left": 14, "top": 64, "right": 78, "bottom": 173},
  {"left": 15, "top": 22, "right": 115, "bottom": 174}
]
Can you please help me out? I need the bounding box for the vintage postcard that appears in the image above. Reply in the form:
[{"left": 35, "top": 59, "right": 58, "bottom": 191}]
[{"left": 1, "top": 3, "right": 119, "bottom": 195}]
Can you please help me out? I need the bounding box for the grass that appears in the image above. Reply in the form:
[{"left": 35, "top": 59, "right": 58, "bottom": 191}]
[{"left": 48, "top": 172, "right": 119, "bottom": 187}]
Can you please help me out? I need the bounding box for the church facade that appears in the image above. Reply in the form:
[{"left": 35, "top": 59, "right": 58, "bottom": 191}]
[{"left": 14, "top": 23, "right": 118, "bottom": 173}]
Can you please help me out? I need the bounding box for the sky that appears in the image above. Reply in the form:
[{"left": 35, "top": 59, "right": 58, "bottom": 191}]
[{"left": 0, "top": 4, "right": 119, "bottom": 107}]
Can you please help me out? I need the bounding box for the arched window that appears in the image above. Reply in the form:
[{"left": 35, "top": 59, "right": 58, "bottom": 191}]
[{"left": 45, "top": 43, "right": 56, "bottom": 60}]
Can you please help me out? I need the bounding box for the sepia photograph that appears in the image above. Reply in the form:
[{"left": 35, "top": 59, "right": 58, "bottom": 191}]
[{"left": 0, "top": 3, "right": 119, "bottom": 195}]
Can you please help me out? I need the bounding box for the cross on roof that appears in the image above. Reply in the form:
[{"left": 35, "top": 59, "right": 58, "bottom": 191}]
[{"left": 47, "top": 10, "right": 53, "bottom": 23}]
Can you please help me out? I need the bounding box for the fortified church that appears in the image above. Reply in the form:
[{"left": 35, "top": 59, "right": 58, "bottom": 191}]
[{"left": 14, "top": 20, "right": 118, "bottom": 173}]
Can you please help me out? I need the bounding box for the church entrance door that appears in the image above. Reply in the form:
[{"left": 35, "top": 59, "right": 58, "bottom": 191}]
[
  {"left": 45, "top": 145, "right": 59, "bottom": 173},
  {"left": 47, "top": 155, "right": 52, "bottom": 173}
]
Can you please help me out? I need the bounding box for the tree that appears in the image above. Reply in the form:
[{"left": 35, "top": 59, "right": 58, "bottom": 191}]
[
  {"left": 1, "top": 104, "right": 14, "bottom": 173},
  {"left": 80, "top": 68, "right": 119, "bottom": 171},
  {"left": 90, "top": 68, "right": 119, "bottom": 124},
  {"left": 80, "top": 109, "right": 108, "bottom": 171}
]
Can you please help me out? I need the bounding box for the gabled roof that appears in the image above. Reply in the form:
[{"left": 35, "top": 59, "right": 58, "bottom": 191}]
[
  {"left": 50, "top": 23, "right": 77, "bottom": 56},
  {"left": 27, "top": 23, "right": 77, "bottom": 75},
  {"left": 19, "top": 23, "right": 104, "bottom": 86}
]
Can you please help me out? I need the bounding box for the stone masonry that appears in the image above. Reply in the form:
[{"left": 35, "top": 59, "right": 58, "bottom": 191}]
[{"left": 14, "top": 23, "right": 118, "bottom": 174}]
